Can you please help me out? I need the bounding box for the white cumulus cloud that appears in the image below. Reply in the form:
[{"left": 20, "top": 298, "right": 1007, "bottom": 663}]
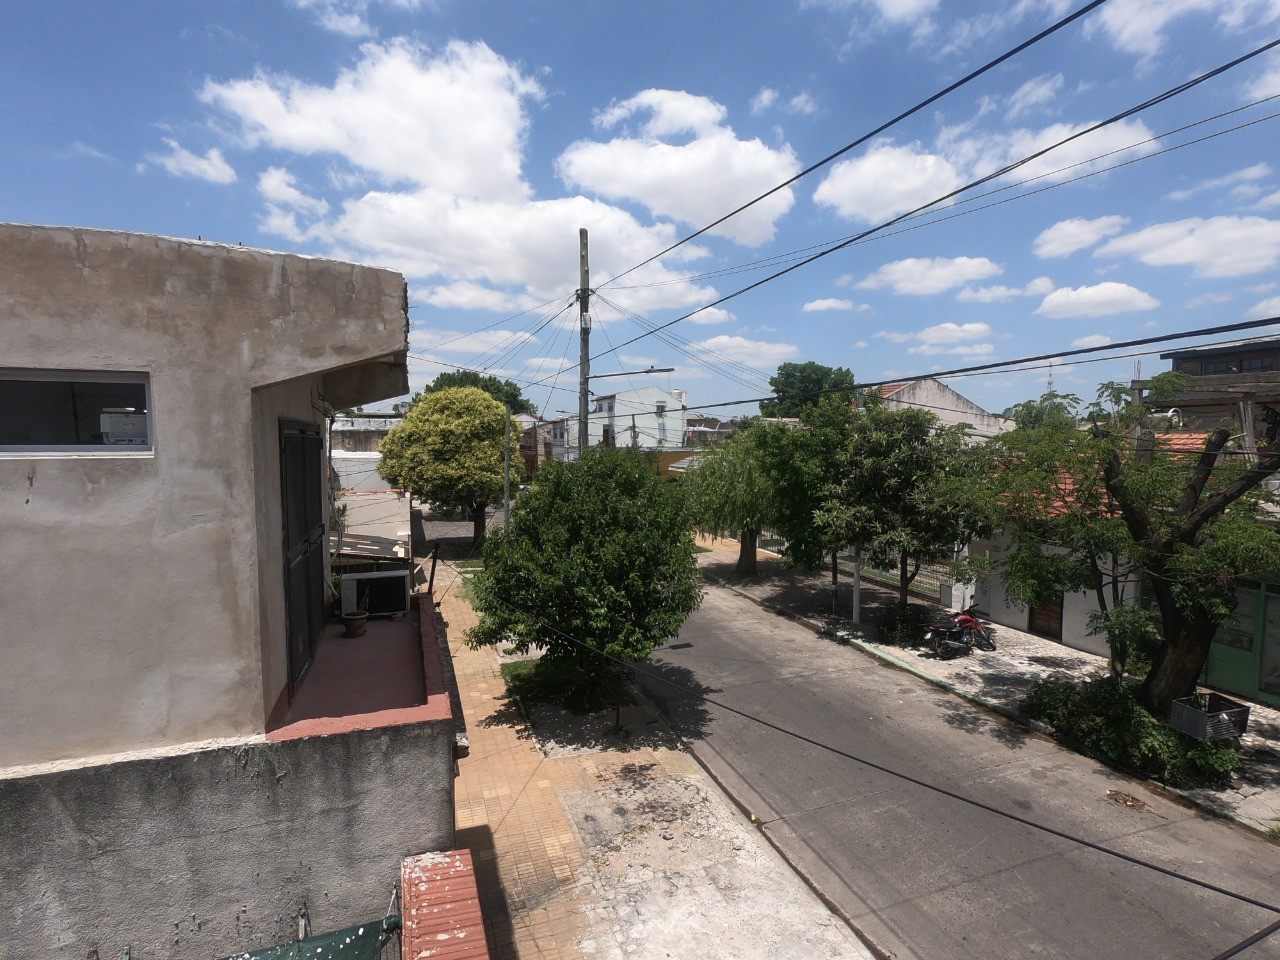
[
  {"left": 814, "top": 141, "right": 965, "bottom": 224},
  {"left": 691, "top": 335, "right": 799, "bottom": 368},
  {"left": 146, "top": 139, "right": 236, "bottom": 184},
  {"left": 1167, "top": 163, "right": 1272, "bottom": 202},
  {"left": 858, "top": 256, "right": 1001, "bottom": 295},
  {"left": 1035, "top": 282, "right": 1160, "bottom": 318},
  {"left": 1006, "top": 73, "right": 1065, "bottom": 121},
  {"left": 1097, "top": 216, "right": 1280, "bottom": 278},
  {"left": 1034, "top": 216, "right": 1129, "bottom": 258},
  {"left": 1086, "top": 0, "right": 1280, "bottom": 59},
  {"left": 204, "top": 39, "right": 542, "bottom": 201},
  {"left": 879, "top": 321, "right": 994, "bottom": 355},
  {"left": 958, "top": 276, "right": 1053, "bottom": 302},
  {"left": 290, "top": 0, "right": 429, "bottom": 38},
  {"left": 557, "top": 89, "right": 800, "bottom": 247},
  {"left": 803, "top": 298, "right": 857, "bottom": 311},
  {"left": 1246, "top": 295, "right": 1280, "bottom": 320}
]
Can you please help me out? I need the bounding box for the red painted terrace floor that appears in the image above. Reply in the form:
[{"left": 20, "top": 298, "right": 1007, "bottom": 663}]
[{"left": 267, "top": 603, "right": 452, "bottom": 740}]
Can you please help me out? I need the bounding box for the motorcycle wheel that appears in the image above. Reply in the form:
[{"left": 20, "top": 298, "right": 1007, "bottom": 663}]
[{"left": 973, "top": 626, "right": 996, "bottom": 651}]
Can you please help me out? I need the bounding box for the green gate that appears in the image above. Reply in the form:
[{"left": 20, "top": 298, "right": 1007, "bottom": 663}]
[{"left": 1204, "top": 579, "right": 1280, "bottom": 709}]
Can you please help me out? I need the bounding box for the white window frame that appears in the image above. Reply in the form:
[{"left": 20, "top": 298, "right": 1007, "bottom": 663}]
[{"left": 0, "top": 369, "right": 155, "bottom": 457}]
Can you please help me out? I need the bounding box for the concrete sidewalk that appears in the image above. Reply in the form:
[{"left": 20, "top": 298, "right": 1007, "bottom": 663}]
[
  {"left": 694, "top": 535, "right": 1280, "bottom": 836},
  {"left": 433, "top": 562, "right": 874, "bottom": 960}
]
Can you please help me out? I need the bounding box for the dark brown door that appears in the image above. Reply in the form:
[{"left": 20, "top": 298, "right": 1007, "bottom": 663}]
[
  {"left": 1028, "top": 594, "right": 1064, "bottom": 641},
  {"left": 281, "top": 420, "right": 325, "bottom": 686}
]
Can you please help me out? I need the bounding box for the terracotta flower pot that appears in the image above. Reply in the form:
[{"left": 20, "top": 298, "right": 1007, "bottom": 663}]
[{"left": 342, "top": 612, "right": 368, "bottom": 638}]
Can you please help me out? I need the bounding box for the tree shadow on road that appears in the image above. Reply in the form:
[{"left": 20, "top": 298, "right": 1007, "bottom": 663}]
[
  {"left": 631, "top": 657, "right": 715, "bottom": 745},
  {"left": 932, "top": 692, "right": 1032, "bottom": 749}
]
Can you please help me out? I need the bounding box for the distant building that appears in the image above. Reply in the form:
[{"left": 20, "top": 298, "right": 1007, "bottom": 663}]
[
  {"left": 862, "top": 378, "right": 1011, "bottom": 440},
  {"left": 548, "top": 385, "right": 690, "bottom": 460}
]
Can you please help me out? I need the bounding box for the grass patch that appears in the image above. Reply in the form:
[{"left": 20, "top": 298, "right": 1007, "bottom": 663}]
[
  {"left": 500, "top": 657, "right": 635, "bottom": 715},
  {"left": 693, "top": 544, "right": 711, "bottom": 554},
  {"left": 1021, "top": 677, "right": 1238, "bottom": 789}
]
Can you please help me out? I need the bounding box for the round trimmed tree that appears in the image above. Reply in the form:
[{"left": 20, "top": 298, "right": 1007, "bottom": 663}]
[{"left": 466, "top": 448, "right": 703, "bottom": 704}]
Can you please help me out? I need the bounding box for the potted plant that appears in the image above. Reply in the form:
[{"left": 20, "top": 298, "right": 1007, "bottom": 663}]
[{"left": 342, "top": 588, "right": 369, "bottom": 638}]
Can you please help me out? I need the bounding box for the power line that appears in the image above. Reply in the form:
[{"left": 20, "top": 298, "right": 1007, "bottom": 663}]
[
  {"left": 602, "top": 0, "right": 1115, "bottom": 288},
  {"left": 411, "top": 294, "right": 571, "bottom": 352},
  {"left": 679, "top": 316, "right": 1280, "bottom": 417},
  {"left": 594, "top": 294, "right": 774, "bottom": 394},
  {"left": 606, "top": 94, "right": 1280, "bottom": 297},
  {"left": 590, "top": 37, "right": 1280, "bottom": 369}
]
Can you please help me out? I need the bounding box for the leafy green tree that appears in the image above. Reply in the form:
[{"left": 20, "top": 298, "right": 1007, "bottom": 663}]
[
  {"left": 378, "top": 386, "right": 512, "bottom": 547},
  {"left": 990, "top": 384, "right": 1280, "bottom": 712},
  {"left": 418, "top": 369, "right": 537, "bottom": 416},
  {"left": 817, "top": 405, "right": 990, "bottom": 610},
  {"left": 466, "top": 448, "right": 703, "bottom": 703},
  {"left": 685, "top": 425, "right": 773, "bottom": 574},
  {"left": 754, "top": 396, "right": 860, "bottom": 575},
  {"left": 759, "top": 361, "right": 855, "bottom": 417}
]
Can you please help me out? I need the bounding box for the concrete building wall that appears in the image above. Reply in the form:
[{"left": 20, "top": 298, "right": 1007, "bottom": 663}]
[
  {"left": 0, "top": 224, "right": 408, "bottom": 767},
  {"left": 880, "top": 379, "right": 1011, "bottom": 440},
  {"left": 0, "top": 720, "right": 455, "bottom": 960}
]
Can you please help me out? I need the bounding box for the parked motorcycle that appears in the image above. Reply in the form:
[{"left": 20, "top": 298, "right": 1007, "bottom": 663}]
[{"left": 922, "top": 603, "right": 996, "bottom": 658}]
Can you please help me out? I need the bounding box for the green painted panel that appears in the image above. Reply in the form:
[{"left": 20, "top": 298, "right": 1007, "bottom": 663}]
[{"left": 220, "top": 916, "right": 399, "bottom": 960}]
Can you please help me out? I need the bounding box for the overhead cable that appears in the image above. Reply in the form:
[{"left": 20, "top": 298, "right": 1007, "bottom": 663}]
[
  {"left": 588, "top": 37, "right": 1280, "bottom": 369},
  {"left": 603, "top": 0, "right": 1115, "bottom": 287}
]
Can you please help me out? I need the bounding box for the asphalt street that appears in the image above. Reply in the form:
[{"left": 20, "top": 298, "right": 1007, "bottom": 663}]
[{"left": 636, "top": 586, "right": 1280, "bottom": 960}]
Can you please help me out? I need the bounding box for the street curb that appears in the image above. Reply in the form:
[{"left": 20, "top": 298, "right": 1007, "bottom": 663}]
[{"left": 701, "top": 572, "right": 1273, "bottom": 841}]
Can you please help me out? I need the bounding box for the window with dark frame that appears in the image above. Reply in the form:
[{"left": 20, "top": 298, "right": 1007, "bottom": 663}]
[{"left": 0, "top": 372, "right": 152, "bottom": 452}]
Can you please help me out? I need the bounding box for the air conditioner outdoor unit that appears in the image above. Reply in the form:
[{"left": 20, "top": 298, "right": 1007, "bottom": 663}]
[{"left": 339, "top": 570, "right": 412, "bottom": 616}]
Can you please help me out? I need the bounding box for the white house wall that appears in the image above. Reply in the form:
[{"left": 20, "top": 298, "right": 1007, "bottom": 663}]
[
  {"left": 972, "top": 534, "right": 1110, "bottom": 658},
  {"left": 882, "top": 379, "right": 1011, "bottom": 440},
  {"left": 0, "top": 224, "right": 408, "bottom": 767}
]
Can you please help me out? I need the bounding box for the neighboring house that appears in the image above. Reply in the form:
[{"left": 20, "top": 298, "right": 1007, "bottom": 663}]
[
  {"left": 1146, "top": 336, "right": 1280, "bottom": 470},
  {"left": 517, "top": 413, "right": 553, "bottom": 477},
  {"left": 330, "top": 412, "right": 403, "bottom": 491},
  {"left": 863, "top": 378, "right": 1012, "bottom": 440},
  {"left": 684, "top": 413, "right": 736, "bottom": 447},
  {"left": 548, "top": 385, "right": 691, "bottom": 459},
  {"left": 0, "top": 224, "right": 460, "bottom": 957}
]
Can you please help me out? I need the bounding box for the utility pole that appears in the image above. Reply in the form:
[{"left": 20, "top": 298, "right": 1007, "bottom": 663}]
[
  {"left": 577, "top": 228, "right": 591, "bottom": 456},
  {"left": 503, "top": 404, "right": 511, "bottom": 526}
]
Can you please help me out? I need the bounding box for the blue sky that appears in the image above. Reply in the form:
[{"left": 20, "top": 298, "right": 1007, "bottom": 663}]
[{"left": 5, "top": 0, "right": 1280, "bottom": 418}]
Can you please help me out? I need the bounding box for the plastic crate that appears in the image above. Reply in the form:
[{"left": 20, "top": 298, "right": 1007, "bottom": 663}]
[{"left": 1169, "top": 693, "right": 1250, "bottom": 741}]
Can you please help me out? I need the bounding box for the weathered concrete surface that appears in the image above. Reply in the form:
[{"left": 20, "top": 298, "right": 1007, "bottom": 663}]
[
  {"left": 0, "top": 720, "right": 454, "bottom": 960},
  {"left": 0, "top": 224, "right": 409, "bottom": 766}
]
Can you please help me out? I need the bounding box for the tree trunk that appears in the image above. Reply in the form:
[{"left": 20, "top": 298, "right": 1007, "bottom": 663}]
[
  {"left": 1139, "top": 620, "right": 1214, "bottom": 716},
  {"left": 898, "top": 551, "right": 909, "bottom": 610},
  {"left": 470, "top": 504, "right": 487, "bottom": 549},
  {"left": 737, "top": 528, "right": 759, "bottom": 576},
  {"left": 1138, "top": 563, "right": 1216, "bottom": 715}
]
